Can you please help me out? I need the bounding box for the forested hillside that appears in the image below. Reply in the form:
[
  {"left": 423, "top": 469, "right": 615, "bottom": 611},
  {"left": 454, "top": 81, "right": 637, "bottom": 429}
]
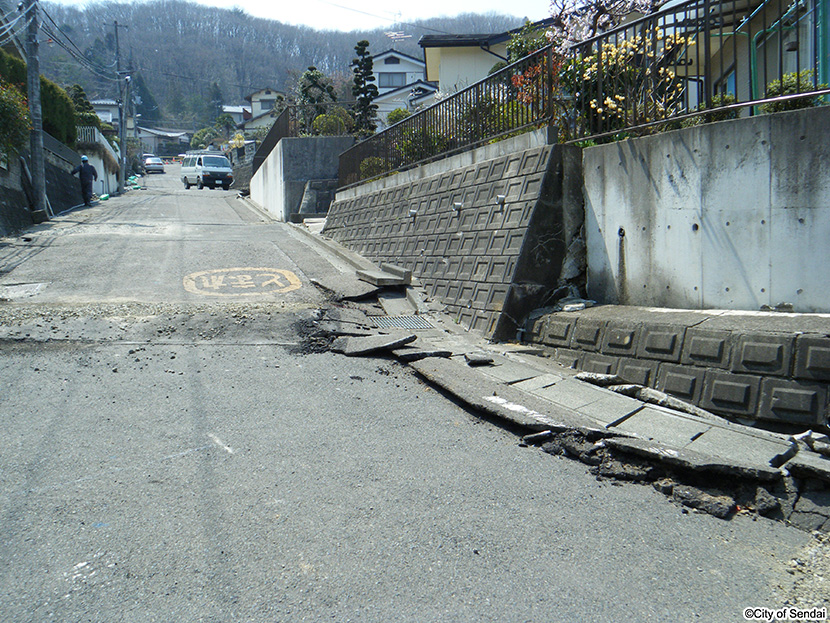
[{"left": 39, "top": 0, "right": 526, "bottom": 129}]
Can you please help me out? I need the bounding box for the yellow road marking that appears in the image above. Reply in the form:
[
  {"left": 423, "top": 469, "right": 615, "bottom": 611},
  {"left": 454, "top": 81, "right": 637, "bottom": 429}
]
[{"left": 183, "top": 267, "right": 302, "bottom": 296}]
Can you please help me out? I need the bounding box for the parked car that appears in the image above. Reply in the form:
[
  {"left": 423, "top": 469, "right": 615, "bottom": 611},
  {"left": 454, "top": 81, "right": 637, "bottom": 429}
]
[
  {"left": 144, "top": 156, "right": 165, "bottom": 174},
  {"left": 180, "top": 152, "right": 234, "bottom": 190}
]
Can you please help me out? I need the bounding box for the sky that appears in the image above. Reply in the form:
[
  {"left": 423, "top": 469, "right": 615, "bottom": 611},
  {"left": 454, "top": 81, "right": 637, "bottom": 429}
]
[{"left": 48, "top": 0, "right": 552, "bottom": 32}]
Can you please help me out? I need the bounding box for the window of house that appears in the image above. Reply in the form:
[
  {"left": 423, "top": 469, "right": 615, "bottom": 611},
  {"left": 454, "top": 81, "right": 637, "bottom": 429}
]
[
  {"left": 259, "top": 99, "right": 275, "bottom": 111},
  {"left": 384, "top": 57, "right": 400, "bottom": 64},
  {"left": 715, "top": 66, "right": 736, "bottom": 97},
  {"left": 378, "top": 73, "right": 406, "bottom": 88}
]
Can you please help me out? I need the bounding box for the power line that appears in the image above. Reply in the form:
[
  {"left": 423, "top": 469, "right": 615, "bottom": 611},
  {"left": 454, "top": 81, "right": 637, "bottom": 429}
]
[{"left": 312, "top": 0, "right": 456, "bottom": 35}]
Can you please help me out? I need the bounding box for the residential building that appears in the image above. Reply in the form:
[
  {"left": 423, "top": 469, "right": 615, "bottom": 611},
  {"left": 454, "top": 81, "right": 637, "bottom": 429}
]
[
  {"left": 237, "top": 88, "right": 285, "bottom": 133},
  {"left": 222, "top": 104, "right": 251, "bottom": 126},
  {"left": 419, "top": 18, "right": 554, "bottom": 94},
  {"left": 91, "top": 99, "right": 120, "bottom": 126},
  {"left": 359, "top": 48, "right": 438, "bottom": 129}
]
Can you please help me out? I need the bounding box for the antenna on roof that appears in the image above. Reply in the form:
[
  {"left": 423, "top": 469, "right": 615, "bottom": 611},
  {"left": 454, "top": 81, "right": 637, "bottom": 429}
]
[{"left": 385, "top": 31, "right": 412, "bottom": 42}]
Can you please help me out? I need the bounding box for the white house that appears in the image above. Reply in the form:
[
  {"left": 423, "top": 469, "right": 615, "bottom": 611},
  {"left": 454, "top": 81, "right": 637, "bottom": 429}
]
[
  {"left": 222, "top": 104, "right": 251, "bottom": 126},
  {"left": 419, "top": 18, "right": 554, "bottom": 94},
  {"left": 360, "top": 49, "right": 438, "bottom": 129},
  {"left": 246, "top": 88, "right": 285, "bottom": 117},
  {"left": 90, "top": 99, "right": 120, "bottom": 126}
]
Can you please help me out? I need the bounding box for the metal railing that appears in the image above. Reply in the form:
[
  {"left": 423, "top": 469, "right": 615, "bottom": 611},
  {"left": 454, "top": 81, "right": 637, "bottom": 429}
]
[
  {"left": 339, "top": 46, "right": 561, "bottom": 187},
  {"left": 338, "top": 0, "right": 827, "bottom": 186},
  {"left": 566, "top": 0, "right": 828, "bottom": 140},
  {"left": 76, "top": 125, "right": 119, "bottom": 163}
]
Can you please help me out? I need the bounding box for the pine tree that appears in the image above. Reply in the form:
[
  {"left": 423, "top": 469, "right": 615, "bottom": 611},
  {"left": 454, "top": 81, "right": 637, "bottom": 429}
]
[{"left": 351, "top": 40, "right": 378, "bottom": 138}]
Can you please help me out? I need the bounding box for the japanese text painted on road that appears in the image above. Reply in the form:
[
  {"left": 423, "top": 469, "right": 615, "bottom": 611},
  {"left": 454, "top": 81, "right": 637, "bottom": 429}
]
[{"left": 183, "top": 267, "right": 302, "bottom": 297}]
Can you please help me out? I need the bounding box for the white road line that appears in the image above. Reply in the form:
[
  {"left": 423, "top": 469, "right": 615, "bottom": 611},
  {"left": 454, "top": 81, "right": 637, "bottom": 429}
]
[{"left": 209, "top": 433, "right": 235, "bottom": 454}]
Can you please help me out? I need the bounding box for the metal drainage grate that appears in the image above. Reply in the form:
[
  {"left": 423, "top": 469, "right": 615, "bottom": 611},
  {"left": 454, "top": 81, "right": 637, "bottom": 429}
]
[{"left": 372, "top": 315, "right": 434, "bottom": 330}]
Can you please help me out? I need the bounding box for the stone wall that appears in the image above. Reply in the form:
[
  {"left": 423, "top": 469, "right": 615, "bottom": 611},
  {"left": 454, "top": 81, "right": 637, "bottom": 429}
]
[
  {"left": 0, "top": 156, "right": 34, "bottom": 236},
  {"left": 323, "top": 131, "right": 584, "bottom": 340}
]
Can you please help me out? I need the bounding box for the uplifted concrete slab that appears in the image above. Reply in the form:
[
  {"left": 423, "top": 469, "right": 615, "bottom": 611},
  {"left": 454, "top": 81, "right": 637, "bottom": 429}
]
[
  {"left": 310, "top": 276, "right": 380, "bottom": 301},
  {"left": 783, "top": 451, "right": 830, "bottom": 483},
  {"left": 530, "top": 377, "right": 619, "bottom": 411},
  {"left": 331, "top": 332, "right": 417, "bottom": 356},
  {"left": 391, "top": 344, "right": 453, "bottom": 362},
  {"left": 511, "top": 374, "right": 565, "bottom": 392},
  {"left": 685, "top": 425, "right": 795, "bottom": 470},
  {"left": 409, "top": 357, "right": 594, "bottom": 433},
  {"left": 356, "top": 269, "right": 408, "bottom": 287},
  {"left": 612, "top": 405, "right": 713, "bottom": 447},
  {"left": 479, "top": 359, "right": 546, "bottom": 384},
  {"left": 606, "top": 437, "right": 782, "bottom": 481}
]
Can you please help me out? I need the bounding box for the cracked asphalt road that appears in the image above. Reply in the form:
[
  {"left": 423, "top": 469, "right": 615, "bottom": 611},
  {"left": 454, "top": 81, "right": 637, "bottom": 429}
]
[{"left": 0, "top": 168, "right": 818, "bottom": 621}]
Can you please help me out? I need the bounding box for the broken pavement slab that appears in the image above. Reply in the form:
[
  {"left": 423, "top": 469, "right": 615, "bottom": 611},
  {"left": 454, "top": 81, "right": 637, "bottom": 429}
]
[
  {"left": 605, "top": 436, "right": 782, "bottom": 481},
  {"left": 784, "top": 451, "right": 830, "bottom": 483},
  {"left": 409, "top": 356, "right": 597, "bottom": 433},
  {"left": 463, "top": 351, "right": 495, "bottom": 366},
  {"left": 331, "top": 332, "right": 417, "bottom": 356},
  {"left": 309, "top": 277, "right": 381, "bottom": 301},
  {"left": 356, "top": 269, "right": 409, "bottom": 287},
  {"left": 391, "top": 343, "right": 453, "bottom": 362}
]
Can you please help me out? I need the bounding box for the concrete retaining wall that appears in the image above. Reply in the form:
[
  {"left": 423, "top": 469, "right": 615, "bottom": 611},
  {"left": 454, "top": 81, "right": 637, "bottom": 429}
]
[
  {"left": 584, "top": 106, "right": 830, "bottom": 313},
  {"left": 250, "top": 136, "right": 354, "bottom": 221},
  {"left": 524, "top": 306, "right": 830, "bottom": 430},
  {"left": 324, "top": 131, "right": 585, "bottom": 340}
]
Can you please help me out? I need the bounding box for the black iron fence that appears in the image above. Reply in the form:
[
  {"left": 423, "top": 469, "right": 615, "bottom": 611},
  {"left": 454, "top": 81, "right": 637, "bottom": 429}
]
[
  {"left": 339, "top": 46, "right": 562, "bottom": 187},
  {"left": 339, "top": 0, "right": 827, "bottom": 186},
  {"left": 566, "top": 0, "right": 828, "bottom": 140}
]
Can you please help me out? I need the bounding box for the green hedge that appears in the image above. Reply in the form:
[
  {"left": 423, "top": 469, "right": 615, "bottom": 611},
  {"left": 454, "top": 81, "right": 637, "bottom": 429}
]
[{"left": 0, "top": 49, "right": 77, "bottom": 147}]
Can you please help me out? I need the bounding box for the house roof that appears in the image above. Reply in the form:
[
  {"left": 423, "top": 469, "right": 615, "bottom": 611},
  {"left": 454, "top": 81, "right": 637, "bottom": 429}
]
[
  {"left": 372, "top": 48, "right": 425, "bottom": 66},
  {"left": 418, "top": 17, "right": 555, "bottom": 50},
  {"left": 245, "top": 88, "right": 283, "bottom": 102},
  {"left": 137, "top": 126, "right": 188, "bottom": 139},
  {"left": 374, "top": 80, "right": 438, "bottom": 104},
  {"left": 223, "top": 105, "right": 251, "bottom": 114}
]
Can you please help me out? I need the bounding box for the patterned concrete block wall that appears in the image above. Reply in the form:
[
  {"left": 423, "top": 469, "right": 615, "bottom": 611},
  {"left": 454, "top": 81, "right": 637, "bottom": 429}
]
[
  {"left": 324, "top": 140, "right": 584, "bottom": 340},
  {"left": 525, "top": 311, "right": 830, "bottom": 429}
]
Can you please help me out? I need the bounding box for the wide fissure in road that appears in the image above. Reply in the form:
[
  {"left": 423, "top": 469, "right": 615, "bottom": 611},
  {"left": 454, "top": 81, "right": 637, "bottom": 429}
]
[{"left": 0, "top": 168, "right": 811, "bottom": 621}]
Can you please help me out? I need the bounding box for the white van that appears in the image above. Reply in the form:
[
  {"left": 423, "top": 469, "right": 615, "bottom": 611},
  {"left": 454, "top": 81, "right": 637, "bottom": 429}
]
[{"left": 180, "top": 152, "right": 234, "bottom": 190}]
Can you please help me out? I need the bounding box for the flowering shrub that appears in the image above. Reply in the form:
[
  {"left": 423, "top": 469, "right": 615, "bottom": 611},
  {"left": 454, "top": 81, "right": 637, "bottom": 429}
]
[{"left": 563, "top": 28, "right": 693, "bottom": 135}]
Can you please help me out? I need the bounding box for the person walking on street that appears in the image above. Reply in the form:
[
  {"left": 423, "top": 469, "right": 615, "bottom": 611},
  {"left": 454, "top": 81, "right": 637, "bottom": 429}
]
[{"left": 71, "top": 155, "right": 98, "bottom": 207}]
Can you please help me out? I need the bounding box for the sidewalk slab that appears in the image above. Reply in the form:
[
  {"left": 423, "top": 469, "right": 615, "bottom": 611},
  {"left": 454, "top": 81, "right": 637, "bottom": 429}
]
[
  {"left": 476, "top": 359, "right": 546, "bottom": 384},
  {"left": 612, "top": 405, "right": 713, "bottom": 448},
  {"left": 783, "top": 451, "right": 830, "bottom": 483},
  {"left": 685, "top": 425, "right": 795, "bottom": 469},
  {"left": 606, "top": 437, "right": 782, "bottom": 481},
  {"left": 356, "top": 269, "right": 409, "bottom": 287},
  {"left": 530, "top": 377, "right": 620, "bottom": 411},
  {"left": 409, "top": 357, "right": 594, "bottom": 433},
  {"left": 331, "top": 332, "right": 416, "bottom": 356},
  {"left": 511, "top": 373, "right": 565, "bottom": 392}
]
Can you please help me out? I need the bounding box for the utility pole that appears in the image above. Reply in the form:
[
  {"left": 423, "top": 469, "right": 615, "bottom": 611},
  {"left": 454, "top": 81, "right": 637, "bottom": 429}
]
[
  {"left": 114, "top": 20, "right": 128, "bottom": 194},
  {"left": 25, "top": 0, "right": 46, "bottom": 217}
]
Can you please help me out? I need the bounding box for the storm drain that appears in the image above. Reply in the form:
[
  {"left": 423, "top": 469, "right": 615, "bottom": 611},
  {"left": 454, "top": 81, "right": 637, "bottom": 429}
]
[{"left": 371, "top": 315, "right": 434, "bottom": 330}]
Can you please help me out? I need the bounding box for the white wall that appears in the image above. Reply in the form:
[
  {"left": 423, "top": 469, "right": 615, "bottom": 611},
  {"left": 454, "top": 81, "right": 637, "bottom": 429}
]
[
  {"left": 250, "top": 144, "right": 286, "bottom": 220},
  {"left": 584, "top": 106, "right": 830, "bottom": 313},
  {"left": 437, "top": 44, "right": 508, "bottom": 93}
]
